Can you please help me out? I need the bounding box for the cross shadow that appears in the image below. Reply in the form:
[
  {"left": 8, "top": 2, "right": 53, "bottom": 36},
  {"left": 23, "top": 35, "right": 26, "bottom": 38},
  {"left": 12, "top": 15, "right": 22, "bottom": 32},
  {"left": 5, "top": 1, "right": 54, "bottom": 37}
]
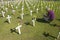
[
  {"left": 36, "top": 18, "right": 49, "bottom": 23},
  {"left": 24, "top": 21, "right": 32, "bottom": 26},
  {"left": 17, "top": 17, "right": 21, "bottom": 19},
  {"left": 43, "top": 32, "right": 49, "bottom": 37},
  {"left": 49, "top": 24, "right": 57, "bottom": 27},
  {"left": 33, "top": 11, "right": 36, "bottom": 13},
  {"left": 4, "top": 20, "right": 9, "bottom": 24},
  {"left": 49, "top": 35, "right": 57, "bottom": 39},
  {"left": 0, "top": 16, "right": 3, "bottom": 18},
  {"left": 43, "top": 32, "right": 57, "bottom": 39},
  {"left": 10, "top": 28, "right": 19, "bottom": 34},
  {"left": 57, "top": 19, "right": 60, "bottom": 21},
  {"left": 49, "top": 23, "right": 60, "bottom": 27}
]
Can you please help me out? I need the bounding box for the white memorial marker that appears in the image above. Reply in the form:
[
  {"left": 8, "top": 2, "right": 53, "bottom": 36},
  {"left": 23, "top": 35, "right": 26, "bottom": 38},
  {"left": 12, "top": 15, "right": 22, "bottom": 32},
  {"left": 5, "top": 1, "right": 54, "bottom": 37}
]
[
  {"left": 5, "top": 8, "right": 8, "bottom": 12},
  {"left": 16, "top": 6, "right": 18, "bottom": 9},
  {"left": 22, "top": 7, "right": 24, "bottom": 13},
  {"left": 12, "top": 9, "right": 15, "bottom": 15},
  {"left": 55, "top": 32, "right": 60, "bottom": 40},
  {"left": 36, "top": 8, "right": 39, "bottom": 13},
  {"left": 11, "top": 5, "right": 13, "bottom": 8},
  {"left": 1, "top": 11, "right": 5, "bottom": 17},
  {"left": 46, "top": 6, "right": 48, "bottom": 8},
  {"left": 32, "top": 18, "right": 36, "bottom": 26},
  {"left": 20, "top": 13, "right": 24, "bottom": 20},
  {"left": 52, "top": 4, "right": 53, "bottom": 7},
  {"left": 57, "top": 32, "right": 60, "bottom": 38},
  {"left": 15, "top": 24, "right": 22, "bottom": 34},
  {"left": 6, "top": 15, "right": 11, "bottom": 23},
  {"left": 30, "top": 10, "right": 33, "bottom": 16},
  {"left": 33, "top": 5, "right": 35, "bottom": 9},
  {"left": 8, "top": 1, "right": 9, "bottom": 7}
]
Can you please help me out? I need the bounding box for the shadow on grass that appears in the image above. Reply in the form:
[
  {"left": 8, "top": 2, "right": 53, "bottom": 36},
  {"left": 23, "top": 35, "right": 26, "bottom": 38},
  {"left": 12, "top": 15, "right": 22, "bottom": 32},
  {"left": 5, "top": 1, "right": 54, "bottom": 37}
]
[
  {"left": 43, "top": 32, "right": 49, "bottom": 37},
  {"left": 4, "top": 20, "right": 9, "bottom": 24},
  {"left": 10, "top": 28, "right": 19, "bottom": 34},
  {"left": 36, "top": 18, "right": 60, "bottom": 27},
  {"left": 17, "top": 17, "right": 21, "bottom": 19},
  {"left": 49, "top": 23, "right": 60, "bottom": 27},
  {"left": 36, "top": 18, "right": 49, "bottom": 23},
  {"left": 57, "top": 19, "right": 60, "bottom": 21},
  {"left": 24, "top": 21, "right": 32, "bottom": 26},
  {"left": 43, "top": 32, "right": 57, "bottom": 39},
  {"left": 0, "top": 16, "right": 3, "bottom": 18},
  {"left": 33, "top": 11, "right": 36, "bottom": 13}
]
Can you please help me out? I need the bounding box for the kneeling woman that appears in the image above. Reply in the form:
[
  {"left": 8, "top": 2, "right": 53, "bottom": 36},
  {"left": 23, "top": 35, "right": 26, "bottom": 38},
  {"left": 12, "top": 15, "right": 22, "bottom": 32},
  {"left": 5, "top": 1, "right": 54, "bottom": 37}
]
[{"left": 43, "top": 7, "right": 55, "bottom": 23}]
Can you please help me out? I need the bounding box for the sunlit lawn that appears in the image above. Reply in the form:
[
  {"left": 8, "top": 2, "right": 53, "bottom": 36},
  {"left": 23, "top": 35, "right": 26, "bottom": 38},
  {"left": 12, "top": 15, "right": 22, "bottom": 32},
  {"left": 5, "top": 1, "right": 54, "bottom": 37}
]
[{"left": 0, "top": 0, "right": 60, "bottom": 40}]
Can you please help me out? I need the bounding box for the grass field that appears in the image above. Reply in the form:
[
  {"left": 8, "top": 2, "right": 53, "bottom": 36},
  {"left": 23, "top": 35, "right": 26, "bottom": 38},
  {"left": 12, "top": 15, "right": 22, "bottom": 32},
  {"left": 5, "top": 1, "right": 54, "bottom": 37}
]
[{"left": 0, "top": 0, "right": 60, "bottom": 40}]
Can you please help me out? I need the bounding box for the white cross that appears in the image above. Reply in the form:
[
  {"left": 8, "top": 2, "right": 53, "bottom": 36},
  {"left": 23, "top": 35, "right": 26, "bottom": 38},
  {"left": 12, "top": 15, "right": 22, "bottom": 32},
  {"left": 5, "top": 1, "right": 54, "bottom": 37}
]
[
  {"left": 34, "top": 5, "right": 35, "bottom": 9},
  {"left": 57, "top": 32, "right": 60, "bottom": 38},
  {"left": 22, "top": 7, "right": 24, "bottom": 11},
  {"left": 12, "top": 9, "right": 15, "bottom": 14},
  {"left": 5, "top": 8, "right": 8, "bottom": 12},
  {"left": 30, "top": 10, "right": 33, "bottom": 16},
  {"left": 6, "top": 15, "right": 11, "bottom": 23},
  {"left": 1, "top": 11, "right": 5, "bottom": 17},
  {"left": 20, "top": 13, "right": 24, "bottom": 20},
  {"left": 32, "top": 19, "right": 35, "bottom": 26},
  {"left": 8, "top": 1, "right": 10, "bottom": 7},
  {"left": 36, "top": 8, "right": 39, "bottom": 13},
  {"left": 11, "top": 5, "right": 13, "bottom": 8},
  {"left": 15, "top": 24, "right": 22, "bottom": 34},
  {"left": 52, "top": 4, "right": 53, "bottom": 7},
  {"left": 22, "top": 7, "right": 24, "bottom": 13},
  {"left": 16, "top": 6, "right": 18, "bottom": 9}
]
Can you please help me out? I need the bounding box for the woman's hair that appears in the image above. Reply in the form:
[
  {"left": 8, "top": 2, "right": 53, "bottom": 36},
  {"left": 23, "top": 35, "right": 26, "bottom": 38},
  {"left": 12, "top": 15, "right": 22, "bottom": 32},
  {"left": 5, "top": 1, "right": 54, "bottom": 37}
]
[{"left": 46, "top": 7, "right": 50, "bottom": 11}]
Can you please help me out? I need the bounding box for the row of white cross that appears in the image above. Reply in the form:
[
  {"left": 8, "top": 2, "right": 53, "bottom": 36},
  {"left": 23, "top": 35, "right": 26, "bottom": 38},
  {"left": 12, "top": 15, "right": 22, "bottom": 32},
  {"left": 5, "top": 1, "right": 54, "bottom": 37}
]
[
  {"left": 55, "top": 32, "right": 60, "bottom": 40},
  {"left": 1, "top": 0, "right": 59, "bottom": 13},
  {"left": 0, "top": 6, "right": 36, "bottom": 25},
  {"left": 0, "top": 1, "right": 60, "bottom": 39},
  {"left": 0, "top": 0, "right": 38, "bottom": 26},
  {"left": 0, "top": 3, "right": 37, "bottom": 35}
]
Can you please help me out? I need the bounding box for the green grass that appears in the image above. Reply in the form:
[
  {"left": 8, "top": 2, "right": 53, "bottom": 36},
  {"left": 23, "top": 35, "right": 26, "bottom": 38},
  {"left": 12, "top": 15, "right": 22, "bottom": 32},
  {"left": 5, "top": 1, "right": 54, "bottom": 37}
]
[{"left": 0, "top": 1, "right": 60, "bottom": 40}]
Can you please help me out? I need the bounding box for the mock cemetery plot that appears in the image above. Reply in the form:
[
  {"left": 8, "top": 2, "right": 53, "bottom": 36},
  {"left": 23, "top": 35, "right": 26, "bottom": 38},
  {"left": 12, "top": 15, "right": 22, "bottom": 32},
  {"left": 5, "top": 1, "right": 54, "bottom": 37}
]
[{"left": 0, "top": 0, "right": 60, "bottom": 40}]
